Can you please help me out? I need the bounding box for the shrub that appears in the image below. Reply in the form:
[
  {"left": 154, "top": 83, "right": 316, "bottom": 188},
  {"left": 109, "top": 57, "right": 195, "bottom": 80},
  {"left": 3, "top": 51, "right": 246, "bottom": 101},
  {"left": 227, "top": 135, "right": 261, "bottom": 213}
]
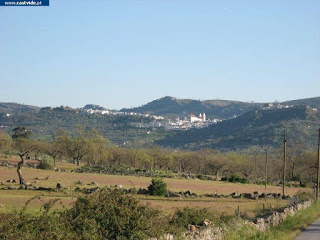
[
  {"left": 148, "top": 178, "right": 168, "bottom": 196},
  {"left": 170, "top": 207, "right": 219, "bottom": 228},
  {"left": 293, "top": 190, "right": 315, "bottom": 202},
  {"left": 0, "top": 190, "right": 171, "bottom": 240},
  {"left": 66, "top": 189, "right": 168, "bottom": 239},
  {"left": 228, "top": 174, "right": 241, "bottom": 183},
  {"left": 37, "top": 159, "right": 54, "bottom": 170}
]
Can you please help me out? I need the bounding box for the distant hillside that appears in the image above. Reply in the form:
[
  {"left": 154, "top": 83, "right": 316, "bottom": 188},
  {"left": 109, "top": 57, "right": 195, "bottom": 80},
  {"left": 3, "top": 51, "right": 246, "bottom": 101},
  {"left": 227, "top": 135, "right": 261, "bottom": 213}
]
[
  {"left": 121, "top": 96, "right": 320, "bottom": 120},
  {"left": 82, "top": 104, "right": 107, "bottom": 111},
  {"left": 282, "top": 96, "right": 320, "bottom": 110},
  {"left": 0, "top": 106, "right": 158, "bottom": 144},
  {"left": 156, "top": 106, "right": 320, "bottom": 151},
  {"left": 0, "top": 102, "right": 40, "bottom": 114},
  {"left": 121, "top": 96, "right": 262, "bottom": 119}
]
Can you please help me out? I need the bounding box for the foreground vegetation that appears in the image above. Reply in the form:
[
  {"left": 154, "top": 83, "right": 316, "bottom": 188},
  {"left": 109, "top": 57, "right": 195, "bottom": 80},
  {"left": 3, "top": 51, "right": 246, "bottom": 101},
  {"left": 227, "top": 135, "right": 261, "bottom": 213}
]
[
  {"left": 224, "top": 201, "right": 320, "bottom": 240},
  {"left": 0, "top": 188, "right": 318, "bottom": 240}
]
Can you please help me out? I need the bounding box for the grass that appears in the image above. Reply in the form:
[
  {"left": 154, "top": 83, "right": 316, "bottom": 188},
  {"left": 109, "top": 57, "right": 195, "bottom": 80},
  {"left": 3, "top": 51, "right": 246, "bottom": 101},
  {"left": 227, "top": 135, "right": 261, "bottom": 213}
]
[
  {"left": 0, "top": 164, "right": 300, "bottom": 218},
  {"left": 223, "top": 201, "right": 320, "bottom": 240}
]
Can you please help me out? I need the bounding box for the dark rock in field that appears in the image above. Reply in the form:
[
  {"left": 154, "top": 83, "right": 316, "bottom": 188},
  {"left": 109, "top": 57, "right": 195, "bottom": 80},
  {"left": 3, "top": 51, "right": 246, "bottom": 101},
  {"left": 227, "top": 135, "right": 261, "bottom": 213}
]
[
  {"left": 74, "top": 187, "right": 81, "bottom": 191},
  {"left": 37, "top": 186, "right": 56, "bottom": 192},
  {"left": 88, "top": 181, "right": 97, "bottom": 186},
  {"left": 242, "top": 193, "right": 256, "bottom": 200},
  {"left": 45, "top": 176, "right": 51, "bottom": 180},
  {"left": 137, "top": 188, "right": 149, "bottom": 195},
  {"left": 6, "top": 179, "right": 16, "bottom": 183},
  {"left": 166, "top": 191, "right": 182, "bottom": 198},
  {"left": 83, "top": 187, "right": 100, "bottom": 194},
  {"left": 75, "top": 180, "right": 83, "bottom": 185},
  {"left": 114, "top": 185, "right": 123, "bottom": 189},
  {"left": 230, "top": 192, "right": 239, "bottom": 198},
  {"left": 259, "top": 193, "right": 266, "bottom": 199},
  {"left": 273, "top": 193, "right": 281, "bottom": 199},
  {"left": 127, "top": 187, "right": 137, "bottom": 194},
  {"left": 56, "top": 182, "right": 62, "bottom": 191},
  {"left": 282, "top": 195, "right": 291, "bottom": 200},
  {"left": 266, "top": 193, "right": 275, "bottom": 199},
  {"left": 204, "top": 194, "right": 214, "bottom": 197},
  {"left": 7, "top": 186, "right": 17, "bottom": 190},
  {"left": 185, "top": 190, "right": 192, "bottom": 196}
]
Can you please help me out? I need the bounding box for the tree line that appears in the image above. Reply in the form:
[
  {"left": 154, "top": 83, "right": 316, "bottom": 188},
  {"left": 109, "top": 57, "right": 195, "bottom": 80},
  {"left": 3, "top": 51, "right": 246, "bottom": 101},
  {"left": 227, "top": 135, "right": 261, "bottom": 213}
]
[{"left": 0, "top": 127, "right": 318, "bottom": 187}]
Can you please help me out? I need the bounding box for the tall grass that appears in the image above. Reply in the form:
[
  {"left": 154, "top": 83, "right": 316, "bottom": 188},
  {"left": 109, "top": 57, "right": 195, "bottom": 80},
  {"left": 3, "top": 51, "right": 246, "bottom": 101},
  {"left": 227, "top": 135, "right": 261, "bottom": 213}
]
[{"left": 224, "top": 201, "right": 320, "bottom": 240}]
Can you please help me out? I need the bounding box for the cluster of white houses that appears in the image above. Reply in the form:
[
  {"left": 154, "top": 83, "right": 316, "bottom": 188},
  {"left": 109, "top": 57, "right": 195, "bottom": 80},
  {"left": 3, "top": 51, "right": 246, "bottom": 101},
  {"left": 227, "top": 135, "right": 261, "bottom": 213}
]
[{"left": 145, "top": 113, "right": 220, "bottom": 130}]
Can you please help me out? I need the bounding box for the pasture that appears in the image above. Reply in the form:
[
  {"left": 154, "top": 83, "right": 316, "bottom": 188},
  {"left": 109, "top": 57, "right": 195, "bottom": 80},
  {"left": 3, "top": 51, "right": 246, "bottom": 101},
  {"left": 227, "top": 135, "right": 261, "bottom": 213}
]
[{"left": 0, "top": 159, "right": 308, "bottom": 218}]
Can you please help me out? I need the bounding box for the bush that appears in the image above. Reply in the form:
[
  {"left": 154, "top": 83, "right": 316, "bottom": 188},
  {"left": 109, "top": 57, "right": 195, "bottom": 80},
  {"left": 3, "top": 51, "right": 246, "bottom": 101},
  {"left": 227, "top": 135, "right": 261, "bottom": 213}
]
[
  {"left": 37, "top": 159, "right": 54, "bottom": 170},
  {"left": 170, "top": 207, "right": 219, "bottom": 228},
  {"left": 0, "top": 190, "right": 171, "bottom": 240},
  {"left": 228, "top": 174, "right": 241, "bottom": 183},
  {"left": 66, "top": 189, "right": 168, "bottom": 239},
  {"left": 148, "top": 178, "right": 168, "bottom": 196},
  {"left": 293, "top": 190, "right": 315, "bottom": 202}
]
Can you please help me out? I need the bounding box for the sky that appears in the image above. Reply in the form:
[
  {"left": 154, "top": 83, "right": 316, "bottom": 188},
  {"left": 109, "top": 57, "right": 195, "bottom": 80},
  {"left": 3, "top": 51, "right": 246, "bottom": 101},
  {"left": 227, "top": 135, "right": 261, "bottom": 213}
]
[{"left": 0, "top": 0, "right": 319, "bottom": 110}]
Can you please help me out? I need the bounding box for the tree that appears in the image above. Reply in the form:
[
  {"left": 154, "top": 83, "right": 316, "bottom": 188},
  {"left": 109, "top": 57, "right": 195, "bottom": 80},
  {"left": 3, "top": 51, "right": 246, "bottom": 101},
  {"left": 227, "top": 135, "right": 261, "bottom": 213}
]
[
  {"left": 58, "top": 128, "right": 92, "bottom": 166},
  {"left": 12, "top": 126, "right": 31, "bottom": 139},
  {"left": 11, "top": 127, "right": 36, "bottom": 185},
  {"left": 147, "top": 178, "right": 167, "bottom": 196},
  {"left": 85, "top": 130, "right": 112, "bottom": 166},
  {"left": 0, "top": 131, "right": 11, "bottom": 153},
  {"left": 42, "top": 140, "right": 62, "bottom": 167}
]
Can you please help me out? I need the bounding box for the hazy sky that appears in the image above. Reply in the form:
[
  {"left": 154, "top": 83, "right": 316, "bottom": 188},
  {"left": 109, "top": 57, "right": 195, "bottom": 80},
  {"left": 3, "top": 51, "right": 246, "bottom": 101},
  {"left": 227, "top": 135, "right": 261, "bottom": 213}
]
[{"left": 0, "top": 1, "right": 319, "bottom": 110}]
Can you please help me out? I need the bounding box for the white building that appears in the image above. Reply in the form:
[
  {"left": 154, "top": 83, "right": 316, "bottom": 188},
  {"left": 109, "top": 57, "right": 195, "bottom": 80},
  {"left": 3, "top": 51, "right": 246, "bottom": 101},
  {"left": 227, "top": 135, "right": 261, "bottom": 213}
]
[{"left": 189, "top": 113, "right": 206, "bottom": 122}]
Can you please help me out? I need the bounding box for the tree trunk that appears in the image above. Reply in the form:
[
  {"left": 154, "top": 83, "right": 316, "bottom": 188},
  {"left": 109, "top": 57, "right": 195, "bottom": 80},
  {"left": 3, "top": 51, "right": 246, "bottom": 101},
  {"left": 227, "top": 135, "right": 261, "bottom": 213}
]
[
  {"left": 53, "top": 156, "right": 56, "bottom": 167},
  {"left": 17, "top": 155, "right": 26, "bottom": 185},
  {"left": 77, "top": 158, "right": 80, "bottom": 166}
]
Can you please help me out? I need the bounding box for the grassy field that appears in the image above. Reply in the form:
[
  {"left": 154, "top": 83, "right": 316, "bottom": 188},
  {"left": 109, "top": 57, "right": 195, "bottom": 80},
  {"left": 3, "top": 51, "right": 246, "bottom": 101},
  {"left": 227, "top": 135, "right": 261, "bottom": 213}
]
[{"left": 0, "top": 160, "right": 309, "bottom": 218}]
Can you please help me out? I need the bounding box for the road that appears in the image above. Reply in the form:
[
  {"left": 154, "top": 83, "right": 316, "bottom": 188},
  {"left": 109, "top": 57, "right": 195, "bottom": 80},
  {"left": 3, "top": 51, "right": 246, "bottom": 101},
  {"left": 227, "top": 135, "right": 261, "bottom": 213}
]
[{"left": 295, "top": 217, "right": 320, "bottom": 240}]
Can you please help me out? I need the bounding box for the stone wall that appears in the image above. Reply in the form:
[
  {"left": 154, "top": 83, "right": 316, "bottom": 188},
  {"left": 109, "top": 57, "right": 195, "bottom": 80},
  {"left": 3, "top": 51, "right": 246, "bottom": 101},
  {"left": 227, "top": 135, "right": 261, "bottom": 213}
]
[
  {"left": 252, "top": 200, "right": 312, "bottom": 231},
  {"left": 150, "top": 200, "right": 312, "bottom": 240}
]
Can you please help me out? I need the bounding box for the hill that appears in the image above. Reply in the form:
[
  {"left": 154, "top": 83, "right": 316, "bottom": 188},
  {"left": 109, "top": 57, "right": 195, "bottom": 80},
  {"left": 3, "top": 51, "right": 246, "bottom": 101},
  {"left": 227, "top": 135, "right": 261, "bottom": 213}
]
[
  {"left": 0, "top": 102, "right": 40, "bottom": 115},
  {"left": 0, "top": 106, "right": 159, "bottom": 144},
  {"left": 156, "top": 106, "right": 320, "bottom": 151},
  {"left": 282, "top": 96, "right": 320, "bottom": 110},
  {"left": 121, "top": 96, "right": 262, "bottom": 119},
  {"left": 121, "top": 96, "right": 320, "bottom": 120}
]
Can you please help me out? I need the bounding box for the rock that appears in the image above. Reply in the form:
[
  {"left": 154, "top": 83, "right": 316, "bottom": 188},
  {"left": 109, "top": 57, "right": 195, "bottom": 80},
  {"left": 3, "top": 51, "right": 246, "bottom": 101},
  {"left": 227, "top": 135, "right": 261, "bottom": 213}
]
[
  {"left": 242, "top": 193, "right": 256, "bottom": 200},
  {"left": 56, "top": 182, "right": 62, "bottom": 191},
  {"left": 230, "top": 192, "right": 239, "bottom": 198},
  {"left": 34, "top": 180, "right": 39, "bottom": 183},
  {"left": 188, "top": 225, "right": 197, "bottom": 232},
  {"left": 128, "top": 187, "right": 137, "bottom": 194},
  {"left": 114, "top": 185, "right": 123, "bottom": 189},
  {"left": 45, "top": 176, "right": 51, "bottom": 180},
  {"left": 137, "top": 188, "right": 148, "bottom": 195},
  {"left": 75, "top": 180, "right": 83, "bottom": 184},
  {"left": 203, "top": 219, "right": 211, "bottom": 226}
]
